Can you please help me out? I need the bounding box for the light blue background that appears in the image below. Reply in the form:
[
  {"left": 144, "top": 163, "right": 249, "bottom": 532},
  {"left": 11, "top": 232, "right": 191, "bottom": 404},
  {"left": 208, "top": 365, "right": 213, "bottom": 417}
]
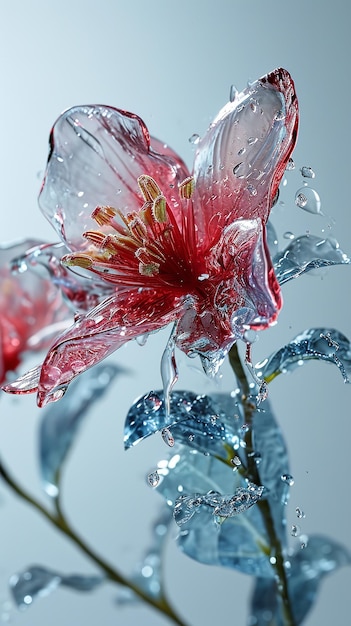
[{"left": 0, "top": 1, "right": 349, "bottom": 624}]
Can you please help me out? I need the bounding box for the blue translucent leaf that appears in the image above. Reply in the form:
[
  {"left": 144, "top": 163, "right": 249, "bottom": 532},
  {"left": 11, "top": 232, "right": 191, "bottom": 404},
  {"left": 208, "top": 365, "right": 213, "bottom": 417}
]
[
  {"left": 255, "top": 328, "right": 351, "bottom": 384},
  {"left": 9, "top": 565, "right": 103, "bottom": 609},
  {"left": 155, "top": 447, "right": 274, "bottom": 577},
  {"left": 272, "top": 234, "right": 349, "bottom": 285},
  {"left": 39, "top": 363, "right": 121, "bottom": 497},
  {"left": 249, "top": 535, "right": 351, "bottom": 624}
]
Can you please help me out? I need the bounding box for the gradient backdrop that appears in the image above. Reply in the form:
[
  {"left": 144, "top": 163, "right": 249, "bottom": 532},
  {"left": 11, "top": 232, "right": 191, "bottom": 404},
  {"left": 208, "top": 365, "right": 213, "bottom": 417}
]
[{"left": 0, "top": 1, "right": 349, "bottom": 625}]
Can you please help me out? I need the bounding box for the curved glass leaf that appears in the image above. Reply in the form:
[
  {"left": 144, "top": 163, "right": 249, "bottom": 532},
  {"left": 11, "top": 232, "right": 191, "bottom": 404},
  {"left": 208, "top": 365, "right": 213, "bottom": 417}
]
[
  {"left": 255, "top": 328, "right": 351, "bottom": 383},
  {"left": 272, "top": 235, "right": 349, "bottom": 285},
  {"left": 39, "top": 363, "right": 121, "bottom": 497},
  {"left": 155, "top": 447, "right": 275, "bottom": 577},
  {"left": 249, "top": 535, "right": 351, "bottom": 625},
  {"left": 9, "top": 565, "right": 103, "bottom": 609}
]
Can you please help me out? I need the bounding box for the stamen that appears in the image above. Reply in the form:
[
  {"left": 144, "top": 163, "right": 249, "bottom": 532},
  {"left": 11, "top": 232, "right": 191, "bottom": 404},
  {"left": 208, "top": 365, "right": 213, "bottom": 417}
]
[
  {"left": 128, "top": 216, "right": 148, "bottom": 242},
  {"left": 83, "top": 230, "right": 107, "bottom": 247},
  {"left": 61, "top": 253, "right": 93, "bottom": 269},
  {"left": 91, "top": 205, "right": 117, "bottom": 226},
  {"left": 139, "top": 261, "right": 160, "bottom": 276},
  {"left": 138, "top": 175, "right": 162, "bottom": 202},
  {"left": 152, "top": 195, "right": 168, "bottom": 223},
  {"left": 179, "top": 176, "right": 195, "bottom": 199},
  {"left": 104, "top": 234, "right": 140, "bottom": 253}
]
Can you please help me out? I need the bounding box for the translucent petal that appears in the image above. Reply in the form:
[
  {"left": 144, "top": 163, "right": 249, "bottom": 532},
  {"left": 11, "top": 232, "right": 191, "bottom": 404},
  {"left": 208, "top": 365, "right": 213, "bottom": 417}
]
[
  {"left": 192, "top": 68, "right": 298, "bottom": 247},
  {"left": 0, "top": 240, "right": 70, "bottom": 383},
  {"left": 39, "top": 105, "right": 190, "bottom": 251},
  {"left": 10, "top": 565, "right": 103, "bottom": 609},
  {"left": 12, "top": 241, "right": 113, "bottom": 312},
  {"left": 35, "top": 288, "right": 182, "bottom": 406},
  {"left": 249, "top": 535, "right": 351, "bottom": 624},
  {"left": 255, "top": 328, "right": 351, "bottom": 383},
  {"left": 39, "top": 363, "right": 121, "bottom": 497},
  {"left": 273, "top": 234, "right": 350, "bottom": 285}
]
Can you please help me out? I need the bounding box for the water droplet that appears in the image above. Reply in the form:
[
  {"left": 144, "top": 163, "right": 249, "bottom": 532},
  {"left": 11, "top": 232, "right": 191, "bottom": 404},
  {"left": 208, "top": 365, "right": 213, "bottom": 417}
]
[
  {"left": 283, "top": 231, "right": 295, "bottom": 240},
  {"left": 233, "top": 162, "right": 244, "bottom": 177},
  {"left": 257, "top": 381, "right": 268, "bottom": 404},
  {"left": 143, "top": 392, "right": 162, "bottom": 413},
  {"left": 270, "top": 556, "right": 277, "bottom": 565},
  {"left": 230, "top": 455, "right": 242, "bottom": 466},
  {"left": 286, "top": 158, "right": 295, "bottom": 171},
  {"left": 296, "top": 506, "right": 305, "bottom": 519},
  {"left": 243, "top": 329, "right": 258, "bottom": 343},
  {"left": 295, "top": 187, "right": 322, "bottom": 214},
  {"left": 290, "top": 524, "right": 301, "bottom": 537},
  {"left": 274, "top": 109, "right": 285, "bottom": 121},
  {"left": 229, "top": 85, "right": 238, "bottom": 102},
  {"left": 300, "top": 166, "right": 315, "bottom": 179},
  {"left": 241, "top": 423, "right": 250, "bottom": 434},
  {"left": 147, "top": 471, "right": 160, "bottom": 487},
  {"left": 238, "top": 147, "right": 246, "bottom": 156},
  {"left": 198, "top": 273, "right": 209, "bottom": 281},
  {"left": 188, "top": 433, "right": 195, "bottom": 442},
  {"left": 281, "top": 474, "right": 294, "bottom": 486},
  {"left": 189, "top": 133, "right": 200, "bottom": 145},
  {"left": 161, "top": 428, "right": 175, "bottom": 447},
  {"left": 247, "top": 183, "right": 257, "bottom": 197},
  {"left": 299, "top": 534, "right": 309, "bottom": 549},
  {"left": 247, "top": 136, "right": 258, "bottom": 146}
]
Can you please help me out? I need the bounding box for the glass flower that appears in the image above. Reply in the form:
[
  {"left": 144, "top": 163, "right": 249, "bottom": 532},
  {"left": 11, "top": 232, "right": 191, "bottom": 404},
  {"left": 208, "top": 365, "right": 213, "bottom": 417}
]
[
  {"left": 0, "top": 240, "right": 69, "bottom": 384},
  {"left": 3, "top": 68, "right": 298, "bottom": 406}
]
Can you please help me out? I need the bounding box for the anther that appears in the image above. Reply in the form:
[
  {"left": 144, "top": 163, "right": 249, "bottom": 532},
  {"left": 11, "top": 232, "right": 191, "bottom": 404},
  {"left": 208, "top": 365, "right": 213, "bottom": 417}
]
[
  {"left": 152, "top": 195, "right": 168, "bottom": 223},
  {"left": 61, "top": 253, "right": 93, "bottom": 269},
  {"left": 138, "top": 175, "right": 162, "bottom": 202},
  {"left": 91, "top": 205, "right": 117, "bottom": 226},
  {"left": 179, "top": 176, "right": 195, "bottom": 199},
  {"left": 138, "top": 261, "right": 160, "bottom": 276}
]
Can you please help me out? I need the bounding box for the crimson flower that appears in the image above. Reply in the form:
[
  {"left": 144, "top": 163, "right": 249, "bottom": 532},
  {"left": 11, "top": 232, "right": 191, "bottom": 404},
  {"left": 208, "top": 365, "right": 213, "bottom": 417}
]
[
  {"left": 0, "top": 240, "right": 69, "bottom": 384},
  {"left": 3, "top": 68, "right": 298, "bottom": 406}
]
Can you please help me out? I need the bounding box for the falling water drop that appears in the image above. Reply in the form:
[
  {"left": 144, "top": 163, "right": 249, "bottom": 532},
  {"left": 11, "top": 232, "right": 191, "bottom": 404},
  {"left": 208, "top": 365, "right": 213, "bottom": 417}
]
[
  {"left": 286, "top": 158, "right": 295, "bottom": 171},
  {"left": 296, "top": 507, "right": 306, "bottom": 519},
  {"left": 295, "top": 187, "right": 322, "bottom": 214},
  {"left": 281, "top": 473, "right": 294, "bottom": 486},
  {"left": 283, "top": 231, "right": 295, "bottom": 240},
  {"left": 161, "top": 428, "right": 175, "bottom": 447},
  {"left": 300, "top": 166, "right": 315, "bottom": 179},
  {"left": 147, "top": 471, "right": 160, "bottom": 487},
  {"left": 290, "top": 524, "right": 301, "bottom": 537},
  {"left": 188, "top": 133, "right": 200, "bottom": 145}
]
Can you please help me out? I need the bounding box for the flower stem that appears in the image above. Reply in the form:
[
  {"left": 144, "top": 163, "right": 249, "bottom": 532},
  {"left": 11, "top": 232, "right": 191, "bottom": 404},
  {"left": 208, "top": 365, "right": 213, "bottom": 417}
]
[
  {"left": 0, "top": 459, "right": 188, "bottom": 626},
  {"left": 228, "top": 344, "right": 296, "bottom": 626}
]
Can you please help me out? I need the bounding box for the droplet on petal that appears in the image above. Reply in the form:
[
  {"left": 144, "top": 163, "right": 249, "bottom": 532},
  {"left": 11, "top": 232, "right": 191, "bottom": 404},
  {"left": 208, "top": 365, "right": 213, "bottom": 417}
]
[{"left": 283, "top": 231, "right": 295, "bottom": 240}]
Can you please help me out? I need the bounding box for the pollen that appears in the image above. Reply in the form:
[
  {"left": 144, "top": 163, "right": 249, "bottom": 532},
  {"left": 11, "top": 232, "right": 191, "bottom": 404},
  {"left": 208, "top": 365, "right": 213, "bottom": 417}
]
[
  {"left": 179, "top": 176, "right": 195, "bottom": 199},
  {"left": 138, "top": 261, "right": 160, "bottom": 276},
  {"left": 138, "top": 175, "right": 162, "bottom": 202},
  {"left": 91, "top": 205, "right": 117, "bottom": 226},
  {"left": 152, "top": 195, "right": 168, "bottom": 223},
  {"left": 61, "top": 253, "right": 93, "bottom": 269}
]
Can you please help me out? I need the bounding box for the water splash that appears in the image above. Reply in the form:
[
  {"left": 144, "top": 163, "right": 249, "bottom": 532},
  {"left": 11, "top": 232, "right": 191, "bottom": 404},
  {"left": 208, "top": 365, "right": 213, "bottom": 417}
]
[{"left": 272, "top": 235, "right": 349, "bottom": 285}]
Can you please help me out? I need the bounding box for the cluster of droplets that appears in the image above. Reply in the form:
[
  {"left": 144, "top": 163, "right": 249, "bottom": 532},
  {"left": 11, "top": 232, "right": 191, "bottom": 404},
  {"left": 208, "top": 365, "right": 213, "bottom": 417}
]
[{"left": 290, "top": 506, "right": 308, "bottom": 550}]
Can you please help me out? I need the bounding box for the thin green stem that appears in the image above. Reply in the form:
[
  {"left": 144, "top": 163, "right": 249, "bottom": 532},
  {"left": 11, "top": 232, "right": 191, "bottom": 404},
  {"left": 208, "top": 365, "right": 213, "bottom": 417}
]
[
  {"left": 0, "top": 459, "right": 188, "bottom": 626},
  {"left": 228, "top": 344, "right": 296, "bottom": 626}
]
